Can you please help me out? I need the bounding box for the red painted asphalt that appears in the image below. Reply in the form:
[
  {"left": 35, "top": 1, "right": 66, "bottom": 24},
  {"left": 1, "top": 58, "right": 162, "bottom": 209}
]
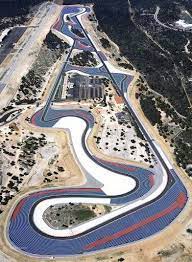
[{"left": 84, "top": 192, "right": 187, "bottom": 250}]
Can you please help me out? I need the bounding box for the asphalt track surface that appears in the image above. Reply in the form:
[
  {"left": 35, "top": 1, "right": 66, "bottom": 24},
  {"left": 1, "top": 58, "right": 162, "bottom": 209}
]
[{"left": 7, "top": 6, "right": 188, "bottom": 257}]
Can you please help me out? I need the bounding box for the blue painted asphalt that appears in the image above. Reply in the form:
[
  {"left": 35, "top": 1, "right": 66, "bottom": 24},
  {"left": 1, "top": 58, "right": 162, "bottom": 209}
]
[{"left": 8, "top": 5, "right": 188, "bottom": 257}]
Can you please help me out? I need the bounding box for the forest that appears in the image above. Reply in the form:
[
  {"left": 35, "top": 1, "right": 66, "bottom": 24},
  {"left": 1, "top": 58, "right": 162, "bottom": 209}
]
[
  {"left": 63, "top": 0, "right": 192, "bottom": 118},
  {"left": 0, "top": 0, "right": 46, "bottom": 17},
  {"left": 63, "top": 0, "right": 192, "bottom": 173}
]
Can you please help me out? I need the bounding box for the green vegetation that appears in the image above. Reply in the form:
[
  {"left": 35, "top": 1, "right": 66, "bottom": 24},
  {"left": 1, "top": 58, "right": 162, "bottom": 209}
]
[
  {"left": 43, "top": 31, "right": 70, "bottom": 55},
  {"left": 10, "top": 31, "right": 70, "bottom": 105},
  {"left": 71, "top": 50, "right": 98, "bottom": 67},
  {"left": 0, "top": 0, "right": 45, "bottom": 31},
  {"left": 100, "top": 37, "right": 111, "bottom": 48},
  {"left": 104, "top": 205, "right": 112, "bottom": 213},
  {"left": 186, "top": 228, "right": 192, "bottom": 234},
  {"left": 71, "top": 27, "right": 84, "bottom": 38},
  {"left": 60, "top": 0, "right": 192, "bottom": 117},
  {"left": 73, "top": 209, "right": 96, "bottom": 222},
  {"left": 18, "top": 134, "right": 47, "bottom": 169},
  {"left": 43, "top": 203, "right": 111, "bottom": 229},
  {"left": 15, "top": 69, "right": 43, "bottom": 105},
  {"left": 118, "top": 62, "right": 133, "bottom": 70},
  {"left": 175, "top": 130, "right": 192, "bottom": 170},
  {"left": 138, "top": 86, "right": 192, "bottom": 175},
  {"left": 140, "top": 96, "right": 161, "bottom": 126}
]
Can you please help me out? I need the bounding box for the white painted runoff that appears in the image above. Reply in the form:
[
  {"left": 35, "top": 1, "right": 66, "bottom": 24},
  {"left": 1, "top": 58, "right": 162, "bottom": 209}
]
[{"left": 53, "top": 117, "right": 136, "bottom": 196}]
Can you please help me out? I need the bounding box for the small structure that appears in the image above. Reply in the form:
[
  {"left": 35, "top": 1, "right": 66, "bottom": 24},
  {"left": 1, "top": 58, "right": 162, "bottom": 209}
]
[
  {"left": 116, "top": 112, "right": 130, "bottom": 124},
  {"left": 71, "top": 74, "right": 104, "bottom": 100},
  {"left": 114, "top": 95, "right": 124, "bottom": 104}
]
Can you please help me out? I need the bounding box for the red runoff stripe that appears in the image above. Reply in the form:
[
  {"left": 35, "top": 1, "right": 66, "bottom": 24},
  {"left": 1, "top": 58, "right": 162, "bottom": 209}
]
[
  {"left": 12, "top": 198, "right": 27, "bottom": 220},
  {"left": 11, "top": 188, "right": 102, "bottom": 219},
  {"left": 84, "top": 193, "right": 187, "bottom": 250},
  {"left": 99, "top": 159, "right": 137, "bottom": 172}
]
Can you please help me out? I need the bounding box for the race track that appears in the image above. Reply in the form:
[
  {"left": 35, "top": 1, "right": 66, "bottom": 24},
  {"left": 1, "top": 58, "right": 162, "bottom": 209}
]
[{"left": 7, "top": 5, "right": 188, "bottom": 257}]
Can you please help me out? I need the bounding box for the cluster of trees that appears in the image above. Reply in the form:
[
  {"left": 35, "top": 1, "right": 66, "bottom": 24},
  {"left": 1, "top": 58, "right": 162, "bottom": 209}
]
[
  {"left": 43, "top": 166, "right": 65, "bottom": 183},
  {"left": 64, "top": 0, "right": 191, "bottom": 116},
  {"left": 0, "top": 0, "right": 46, "bottom": 32},
  {"left": 71, "top": 51, "right": 97, "bottom": 67},
  {"left": 131, "top": 2, "right": 192, "bottom": 117},
  {"left": 118, "top": 62, "right": 133, "bottom": 70},
  {"left": 139, "top": 89, "right": 192, "bottom": 173},
  {"left": 174, "top": 130, "right": 192, "bottom": 173},
  {"left": 155, "top": 98, "right": 184, "bottom": 126},
  {"left": 157, "top": 2, "right": 185, "bottom": 24},
  {"left": 18, "top": 134, "right": 47, "bottom": 168},
  {"left": 0, "top": 130, "right": 47, "bottom": 212},
  {"left": 100, "top": 37, "right": 111, "bottom": 48},
  {"left": 11, "top": 31, "right": 70, "bottom": 105},
  {"left": 140, "top": 95, "right": 161, "bottom": 126},
  {"left": 43, "top": 31, "right": 70, "bottom": 58},
  {"left": 0, "top": 0, "right": 46, "bottom": 17},
  {"left": 71, "top": 27, "right": 85, "bottom": 38},
  {"left": 102, "top": 77, "right": 110, "bottom": 87},
  {"left": 88, "top": 14, "right": 96, "bottom": 22},
  {"left": 14, "top": 69, "right": 43, "bottom": 104},
  {"left": 44, "top": 203, "right": 97, "bottom": 228}
]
